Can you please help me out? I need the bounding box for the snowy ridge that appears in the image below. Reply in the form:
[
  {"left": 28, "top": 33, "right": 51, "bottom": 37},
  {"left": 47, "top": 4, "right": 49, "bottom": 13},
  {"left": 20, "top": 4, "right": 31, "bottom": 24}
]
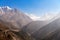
[{"left": 0, "top": 6, "right": 12, "bottom": 10}]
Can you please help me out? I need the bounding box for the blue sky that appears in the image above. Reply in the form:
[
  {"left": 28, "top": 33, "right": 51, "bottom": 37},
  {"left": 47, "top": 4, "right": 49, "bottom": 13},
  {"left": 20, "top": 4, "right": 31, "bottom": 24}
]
[{"left": 0, "top": 0, "right": 60, "bottom": 16}]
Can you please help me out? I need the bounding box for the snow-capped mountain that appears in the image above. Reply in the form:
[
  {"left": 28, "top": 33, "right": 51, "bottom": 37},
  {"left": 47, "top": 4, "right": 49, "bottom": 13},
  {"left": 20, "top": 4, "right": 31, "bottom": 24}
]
[{"left": 0, "top": 6, "right": 32, "bottom": 31}]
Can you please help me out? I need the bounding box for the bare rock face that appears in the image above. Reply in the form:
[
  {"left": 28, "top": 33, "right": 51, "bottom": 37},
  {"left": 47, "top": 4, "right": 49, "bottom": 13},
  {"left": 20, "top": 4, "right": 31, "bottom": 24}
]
[{"left": 0, "top": 20, "right": 23, "bottom": 40}]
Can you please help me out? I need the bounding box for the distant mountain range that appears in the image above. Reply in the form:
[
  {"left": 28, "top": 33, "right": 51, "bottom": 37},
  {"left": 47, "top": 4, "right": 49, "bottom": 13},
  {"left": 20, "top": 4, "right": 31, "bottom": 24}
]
[{"left": 0, "top": 6, "right": 60, "bottom": 40}]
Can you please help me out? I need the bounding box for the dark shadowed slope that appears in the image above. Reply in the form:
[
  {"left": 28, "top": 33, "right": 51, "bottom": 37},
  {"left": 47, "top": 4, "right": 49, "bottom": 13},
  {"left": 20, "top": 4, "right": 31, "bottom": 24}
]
[
  {"left": 19, "top": 13, "right": 60, "bottom": 40},
  {"left": 18, "top": 21, "right": 50, "bottom": 40},
  {"left": 31, "top": 16, "right": 60, "bottom": 40},
  {"left": 23, "top": 21, "right": 49, "bottom": 34}
]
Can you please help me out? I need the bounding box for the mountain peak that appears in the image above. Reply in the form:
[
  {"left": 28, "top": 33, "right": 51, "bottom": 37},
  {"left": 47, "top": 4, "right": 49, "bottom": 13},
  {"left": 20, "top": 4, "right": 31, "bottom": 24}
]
[
  {"left": 0, "top": 6, "right": 32, "bottom": 31},
  {"left": 0, "top": 6, "right": 12, "bottom": 10}
]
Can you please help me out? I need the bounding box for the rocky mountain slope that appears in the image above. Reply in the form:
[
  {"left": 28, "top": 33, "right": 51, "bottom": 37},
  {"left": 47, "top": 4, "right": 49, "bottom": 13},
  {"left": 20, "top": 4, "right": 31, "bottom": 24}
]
[
  {"left": 0, "top": 6, "right": 32, "bottom": 31},
  {"left": 0, "top": 6, "right": 33, "bottom": 40}
]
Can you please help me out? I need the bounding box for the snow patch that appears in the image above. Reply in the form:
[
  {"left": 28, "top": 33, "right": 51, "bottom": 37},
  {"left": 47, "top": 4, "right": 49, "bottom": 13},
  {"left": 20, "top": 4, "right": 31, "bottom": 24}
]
[{"left": 0, "top": 6, "right": 12, "bottom": 10}]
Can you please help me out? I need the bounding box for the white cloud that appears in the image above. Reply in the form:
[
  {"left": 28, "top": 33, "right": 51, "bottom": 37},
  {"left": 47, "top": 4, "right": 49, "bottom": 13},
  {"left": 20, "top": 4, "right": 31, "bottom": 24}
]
[{"left": 25, "top": 13, "right": 57, "bottom": 21}]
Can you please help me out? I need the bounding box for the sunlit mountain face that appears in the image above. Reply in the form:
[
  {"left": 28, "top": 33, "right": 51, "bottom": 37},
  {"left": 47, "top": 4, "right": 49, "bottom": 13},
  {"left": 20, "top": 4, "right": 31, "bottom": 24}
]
[
  {"left": 0, "top": 6, "right": 33, "bottom": 40},
  {"left": 0, "top": 6, "right": 32, "bottom": 31}
]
